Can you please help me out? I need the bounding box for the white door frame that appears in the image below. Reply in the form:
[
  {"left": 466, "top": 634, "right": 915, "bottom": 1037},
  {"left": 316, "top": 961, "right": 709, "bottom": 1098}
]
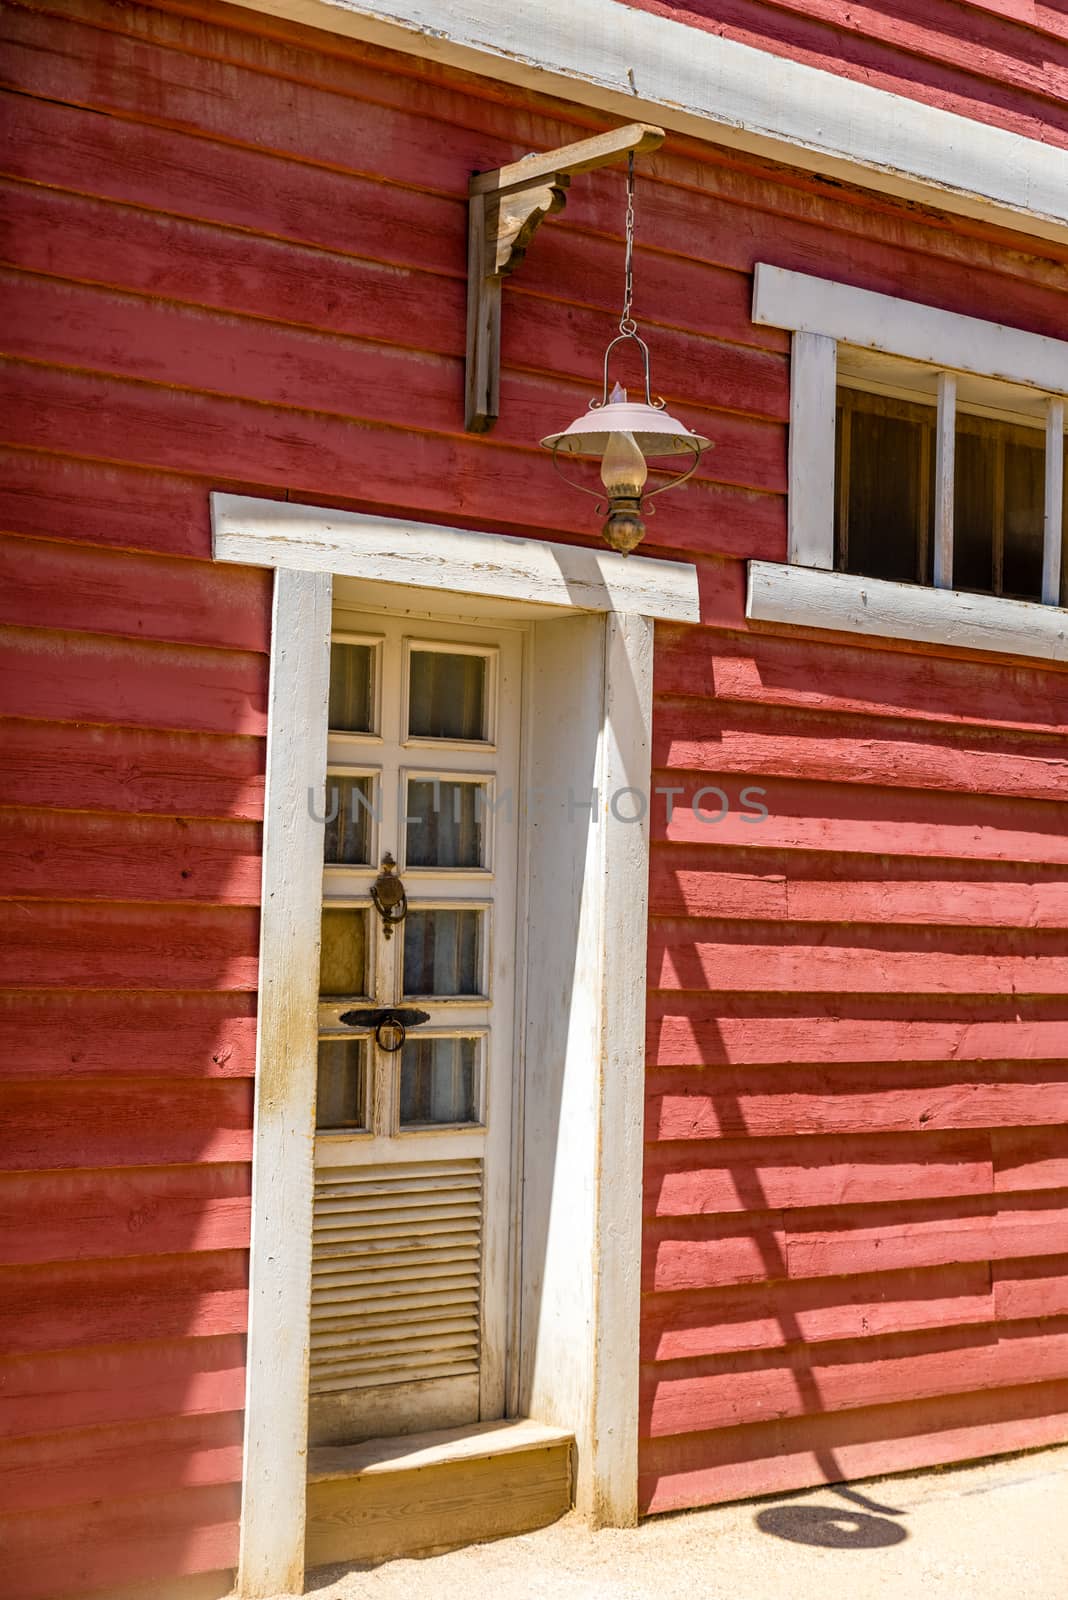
[{"left": 211, "top": 494, "right": 699, "bottom": 1597}]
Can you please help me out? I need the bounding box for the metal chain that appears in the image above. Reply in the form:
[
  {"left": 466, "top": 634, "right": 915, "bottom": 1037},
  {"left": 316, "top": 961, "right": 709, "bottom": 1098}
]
[{"left": 619, "top": 151, "right": 637, "bottom": 336}]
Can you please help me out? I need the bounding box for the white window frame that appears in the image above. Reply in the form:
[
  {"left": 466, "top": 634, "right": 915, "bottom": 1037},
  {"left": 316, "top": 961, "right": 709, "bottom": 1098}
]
[
  {"left": 750, "top": 264, "right": 1068, "bottom": 662},
  {"left": 210, "top": 492, "right": 699, "bottom": 1598}
]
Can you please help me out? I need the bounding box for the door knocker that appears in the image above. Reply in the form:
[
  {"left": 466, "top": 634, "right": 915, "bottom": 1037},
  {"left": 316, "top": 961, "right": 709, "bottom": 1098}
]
[{"left": 370, "top": 852, "right": 407, "bottom": 939}]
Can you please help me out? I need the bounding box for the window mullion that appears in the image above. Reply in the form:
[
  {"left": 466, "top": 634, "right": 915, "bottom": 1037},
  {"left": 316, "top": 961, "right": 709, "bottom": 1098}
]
[
  {"left": 1043, "top": 397, "right": 1065, "bottom": 606},
  {"left": 933, "top": 371, "right": 956, "bottom": 590}
]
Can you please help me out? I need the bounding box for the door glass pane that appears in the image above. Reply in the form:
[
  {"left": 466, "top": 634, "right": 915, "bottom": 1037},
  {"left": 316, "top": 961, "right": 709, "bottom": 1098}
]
[
  {"left": 399, "top": 1036, "right": 479, "bottom": 1126},
  {"left": 408, "top": 650, "right": 487, "bottom": 741},
  {"left": 405, "top": 779, "right": 486, "bottom": 868},
  {"left": 329, "top": 642, "right": 374, "bottom": 733},
  {"left": 319, "top": 907, "right": 369, "bottom": 997},
  {"left": 316, "top": 1037, "right": 366, "bottom": 1129},
  {"left": 323, "top": 774, "right": 375, "bottom": 865},
  {"left": 1002, "top": 438, "right": 1044, "bottom": 600},
  {"left": 403, "top": 909, "right": 483, "bottom": 997}
]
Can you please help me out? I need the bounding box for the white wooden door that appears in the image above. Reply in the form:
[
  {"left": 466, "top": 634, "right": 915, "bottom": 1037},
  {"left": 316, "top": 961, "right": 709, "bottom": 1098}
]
[{"left": 308, "top": 610, "right": 521, "bottom": 1445}]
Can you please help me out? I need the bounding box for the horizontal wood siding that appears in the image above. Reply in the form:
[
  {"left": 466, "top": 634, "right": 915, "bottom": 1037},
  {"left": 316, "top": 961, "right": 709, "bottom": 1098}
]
[
  {"left": 624, "top": 0, "right": 1068, "bottom": 147},
  {"left": 0, "top": 0, "right": 1065, "bottom": 1589}
]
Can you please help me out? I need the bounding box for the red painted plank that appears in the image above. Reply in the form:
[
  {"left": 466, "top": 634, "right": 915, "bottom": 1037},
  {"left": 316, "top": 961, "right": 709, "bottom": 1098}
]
[
  {"left": 0, "top": 720, "right": 265, "bottom": 821},
  {"left": 653, "top": 697, "right": 1068, "bottom": 802},
  {"left": 0, "top": 448, "right": 263, "bottom": 560},
  {"left": 0, "top": 533, "right": 271, "bottom": 653},
  {"left": 656, "top": 769, "right": 1068, "bottom": 865},
  {"left": 994, "top": 1256, "right": 1068, "bottom": 1320},
  {"left": 0, "top": 901, "right": 259, "bottom": 990},
  {"left": 0, "top": 809, "right": 263, "bottom": 906},
  {"left": 0, "top": 271, "right": 784, "bottom": 496},
  {"left": 643, "top": 1211, "right": 789, "bottom": 1292},
  {"left": 0, "top": 1164, "right": 250, "bottom": 1265},
  {"left": 647, "top": 1061, "right": 1068, "bottom": 1141},
  {"left": 1, "top": 1251, "right": 247, "bottom": 1352},
  {"left": 645, "top": 1131, "right": 993, "bottom": 1216},
  {"left": 0, "top": 991, "right": 257, "bottom": 1082},
  {"left": 0, "top": 360, "right": 786, "bottom": 562},
  {"left": 993, "top": 1127, "right": 1068, "bottom": 1193},
  {"left": 649, "top": 920, "right": 1068, "bottom": 996},
  {"left": 649, "top": 844, "right": 1068, "bottom": 927},
  {"left": 0, "top": 1079, "right": 253, "bottom": 1169},
  {"left": 641, "top": 1319, "right": 1068, "bottom": 1439},
  {"left": 0, "top": 1408, "right": 243, "bottom": 1515},
  {"left": 654, "top": 627, "right": 1068, "bottom": 735},
  {"left": 784, "top": 1192, "right": 1068, "bottom": 1279},
  {"left": 0, "top": 1481, "right": 240, "bottom": 1600},
  {"left": 0, "top": 1333, "right": 247, "bottom": 1436},
  {"left": 0, "top": 626, "right": 267, "bottom": 737},
  {"left": 648, "top": 995, "right": 1068, "bottom": 1068},
  {"left": 641, "top": 1262, "right": 994, "bottom": 1361},
  {"left": 0, "top": 176, "right": 787, "bottom": 359},
  {"left": 638, "top": 1379, "right": 1068, "bottom": 1514}
]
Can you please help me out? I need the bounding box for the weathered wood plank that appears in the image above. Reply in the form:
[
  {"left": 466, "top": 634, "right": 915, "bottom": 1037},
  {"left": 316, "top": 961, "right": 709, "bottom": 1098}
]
[
  {"left": 0, "top": 1164, "right": 251, "bottom": 1265},
  {"left": 639, "top": 1378, "right": 1068, "bottom": 1513},
  {"left": 641, "top": 1318, "right": 1068, "bottom": 1439},
  {"left": 0, "top": 1079, "right": 253, "bottom": 1170},
  {"left": 649, "top": 844, "right": 1068, "bottom": 927},
  {"left": 0, "top": 1334, "right": 248, "bottom": 1436},
  {"left": 0, "top": 991, "right": 256, "bottom": 1081},
  {"left": 653, "top": 699, "right": 1068, "bottom": 802},
  {"left": 0, "top": 720, "right": 265, "bottom": 821},
  {"left": 0, "top": 533, "right": 271, "bottom": 652},
  {"left": 0, "top": 902, "right": 259, "bottom": 990},
  {"left": 1, "top": 1251, "right": 247, "bottom": 1351},
  {"left": 0, "top": 810, "right": 262, "bottom": 906},
  {"left": 0, "top": 626, "right": 268, "bottom": 737},
  {"left": 993, "top": 1127, "right": 1068, "bottom": 1193},
  {"left": 0, "top": 1481, "right": 240, "bottom": 1600},
  {"left": 645, "top": 1130, "right": 993, "bottom": 1216},
  {"left": 0, "top": 1408, "right": 244, "bottom": 1516},
  {"left": 641, "top": 1262, "right": 995, "bottom": 1361},
  {"left": 994, "top": 1256, "right": 1068, "bottom": 1320}
]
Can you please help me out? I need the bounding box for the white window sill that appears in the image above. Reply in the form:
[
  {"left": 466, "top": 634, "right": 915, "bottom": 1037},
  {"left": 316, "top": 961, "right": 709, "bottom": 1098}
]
[{"left": 746, "top": 560, "right": 1068, "bottom": 664}]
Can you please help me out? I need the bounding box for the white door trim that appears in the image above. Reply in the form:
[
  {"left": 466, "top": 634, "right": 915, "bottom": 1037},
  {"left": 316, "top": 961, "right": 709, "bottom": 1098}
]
[
  {"left": 212, "top": 493, "right": 698, "bottom": 1595},
  {"left": 222, "top": 0, "right": 1068, "bottom": 248}
]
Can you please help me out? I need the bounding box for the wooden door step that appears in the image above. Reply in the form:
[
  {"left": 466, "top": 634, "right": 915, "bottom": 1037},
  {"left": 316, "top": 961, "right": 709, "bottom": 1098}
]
[{"left": 306, "top": 1418, "right": 574, "bottom": 1569}]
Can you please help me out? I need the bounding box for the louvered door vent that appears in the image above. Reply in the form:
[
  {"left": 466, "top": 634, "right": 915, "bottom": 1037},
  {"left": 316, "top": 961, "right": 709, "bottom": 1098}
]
[{"left": 310, "top": 1158, "right": 483, "bottom": 1395}]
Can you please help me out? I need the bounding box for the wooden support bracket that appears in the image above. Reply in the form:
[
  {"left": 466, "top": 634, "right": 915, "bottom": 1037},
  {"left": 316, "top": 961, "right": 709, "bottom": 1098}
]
[{"left": 465, "top": 123, "right": 665, "bottom": 433}]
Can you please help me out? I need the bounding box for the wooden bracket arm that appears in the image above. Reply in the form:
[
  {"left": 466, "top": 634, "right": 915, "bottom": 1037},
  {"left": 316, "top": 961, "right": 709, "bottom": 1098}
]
[{"left": 465, "top": 122, "right": 665, "bottom": 433}]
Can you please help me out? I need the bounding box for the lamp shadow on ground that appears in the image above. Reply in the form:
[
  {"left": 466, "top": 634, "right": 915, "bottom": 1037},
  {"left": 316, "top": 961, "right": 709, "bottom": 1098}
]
[{"left": 754, "top": 1483, "right": 908, "bottom": 1549}]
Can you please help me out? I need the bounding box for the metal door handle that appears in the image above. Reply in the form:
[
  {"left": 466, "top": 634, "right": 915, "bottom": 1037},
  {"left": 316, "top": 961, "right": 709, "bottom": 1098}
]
[{"left": 338, "top": 1005, "right": 431, "bottom": 1052}]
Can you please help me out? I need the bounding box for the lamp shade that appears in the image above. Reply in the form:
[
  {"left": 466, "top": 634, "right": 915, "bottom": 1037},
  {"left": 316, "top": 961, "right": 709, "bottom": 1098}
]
[{"left": 541, "top": 396, "right": 711, "bottom": 459}]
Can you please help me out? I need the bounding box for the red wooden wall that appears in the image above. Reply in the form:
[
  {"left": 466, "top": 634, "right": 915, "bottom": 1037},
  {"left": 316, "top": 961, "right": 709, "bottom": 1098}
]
[
  {"left": 625, "top": 0, "right": 1068, "bottom": 146},
  {"left": 0, "top": 0, "right": 1066, "bottom": 1592}
]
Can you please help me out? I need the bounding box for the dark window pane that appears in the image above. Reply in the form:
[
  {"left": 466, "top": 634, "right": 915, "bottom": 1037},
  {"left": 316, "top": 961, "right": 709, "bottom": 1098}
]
[
  {"left": 954, "top": 428, "right": 997, "bottom": 593},
  {"left": 836, "top": 395, "right": 933, "bottom": 584},
  {"left": 319, "top": 907, "right": 369, "bottom": 998},
  {"left": 405, "top": 779, "right": 485, "bottom": 869},
  {"left": 329, "top": 642, "right": 374, "bottom": 733},
  {"left": 323, "top": 774, "right": 375, "bottom": 865},
  {"left": 408, "top": 650, "right": 487, "bottom": 741},
  {"left": 399, "top": 1036, "right": 478, "bottom": 1126},
  {"left": 316, "top": 1038, "right": 366, "bottom": 1129},
  {"left": 1002, "top": 439, "right": 1044, "bottom": 600},
  {"left": 403, "top": 909, "right": 482, "bottom": 997}
]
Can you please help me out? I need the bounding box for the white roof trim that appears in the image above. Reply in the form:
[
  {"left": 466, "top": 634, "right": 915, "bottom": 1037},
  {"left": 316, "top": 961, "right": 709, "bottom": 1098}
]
[
  {"left": 754, "top": 265, "right": 1068, "bottom": 395},
  {"left": 211, "top": 493, "right": 700, "bottom": 622},
  {"left": 226, "top": 0, "right": 1068, "bottom": 247},
  {"left": 747, "top": 560, "right": 1068, "bottom": 663}
]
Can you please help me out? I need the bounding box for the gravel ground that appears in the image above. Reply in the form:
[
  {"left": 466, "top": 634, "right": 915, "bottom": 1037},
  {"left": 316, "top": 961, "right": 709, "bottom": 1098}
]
[{"left": 301, "top": 1444, "right": 1068, "bottom": 1600}]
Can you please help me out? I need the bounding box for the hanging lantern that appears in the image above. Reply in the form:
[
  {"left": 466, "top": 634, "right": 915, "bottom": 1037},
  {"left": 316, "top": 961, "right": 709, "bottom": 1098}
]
[{"left": 540, "top": 155, "right": 712, "bottom": 555}]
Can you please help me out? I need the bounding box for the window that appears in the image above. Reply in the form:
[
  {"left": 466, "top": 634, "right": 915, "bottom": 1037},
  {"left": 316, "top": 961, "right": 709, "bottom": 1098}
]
[{"left": 749, "top": 265, "right": 1068, "bottom": 661}]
